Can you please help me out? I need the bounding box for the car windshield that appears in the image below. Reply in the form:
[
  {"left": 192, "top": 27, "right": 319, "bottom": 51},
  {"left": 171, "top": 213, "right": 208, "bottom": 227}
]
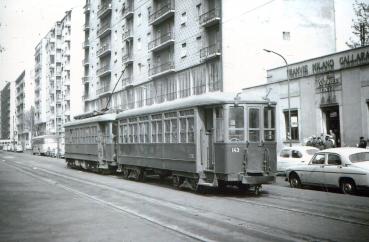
[
  {"left": 349, "top": 152, "right": 369, "bottom": 163},
  {"left": 306, "top": 149, "right": 319, "bottom": 155}
]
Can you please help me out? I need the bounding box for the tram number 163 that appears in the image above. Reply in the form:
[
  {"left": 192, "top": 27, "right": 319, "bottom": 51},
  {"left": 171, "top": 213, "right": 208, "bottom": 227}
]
[{"left": 231, "top": 147, "right": 240, "bottom": 153}]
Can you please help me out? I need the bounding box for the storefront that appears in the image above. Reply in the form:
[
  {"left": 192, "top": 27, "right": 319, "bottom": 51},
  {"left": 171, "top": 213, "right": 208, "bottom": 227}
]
[{"left": 242, "top": 46, "right": 369, "bottom": 151}]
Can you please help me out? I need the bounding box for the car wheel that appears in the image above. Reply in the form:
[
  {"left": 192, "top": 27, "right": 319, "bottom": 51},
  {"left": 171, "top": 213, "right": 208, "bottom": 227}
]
[
  {"left": 289, "top": 173, "right": 302, "bottom": 188},
  {"left": 340, "top": 179, "right": 356, "bottom": 195}
]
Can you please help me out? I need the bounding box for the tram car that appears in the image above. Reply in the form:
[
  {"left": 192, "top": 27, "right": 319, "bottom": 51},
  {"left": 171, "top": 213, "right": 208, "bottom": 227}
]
[
  {"left": 64, "top": 113, "right": 117, "bottom": 174},
  {"left": 116, "top": 93, "right": 277, "bottom": 192},
  {"left": 32, "top": 135, "right": 61, "bottom": 157}
]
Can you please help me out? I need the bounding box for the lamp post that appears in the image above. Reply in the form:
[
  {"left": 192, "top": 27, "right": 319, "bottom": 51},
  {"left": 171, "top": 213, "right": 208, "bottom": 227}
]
[{"left": 263, "top": 49, "right": 292, "bottom": 147}]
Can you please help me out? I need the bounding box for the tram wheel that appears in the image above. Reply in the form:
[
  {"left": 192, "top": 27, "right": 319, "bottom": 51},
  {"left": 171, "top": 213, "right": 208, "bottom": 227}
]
[
  {"left": 172, "top": 176, "right": 183, "bottom": 188},
  {"left": 189, "top": 178, "right": 199, "bottom": 191},
  {"left": 122, "top": 167, "right": 130, "bottom": 179}
]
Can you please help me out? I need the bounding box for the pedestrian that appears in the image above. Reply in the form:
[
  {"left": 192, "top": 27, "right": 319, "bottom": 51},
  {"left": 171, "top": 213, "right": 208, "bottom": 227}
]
[
  {"left": 329, "top": 130, "right": 337, "bottom": 146},
  {"left": 324, "top": 136, "right": 334, "bottom": 149},
  {"left": 358, "top": 137, "right": 367, "bottom": 148}
]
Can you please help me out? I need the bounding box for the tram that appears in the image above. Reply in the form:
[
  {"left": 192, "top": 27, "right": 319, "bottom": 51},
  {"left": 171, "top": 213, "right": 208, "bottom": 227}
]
[
  {"left": 116, "top": 93, "right": 277, "bottom": 192},
  {"left": 32, "top": 135, "right": 61, "bottom": 156},
  {"left": 64, "top": 113, "right": 117, "bottom": 173}
]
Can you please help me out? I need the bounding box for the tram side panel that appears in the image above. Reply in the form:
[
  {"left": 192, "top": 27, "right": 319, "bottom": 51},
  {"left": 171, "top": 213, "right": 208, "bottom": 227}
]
[{"left": 118, "top": 143, "right": 197, "bottom": 173}]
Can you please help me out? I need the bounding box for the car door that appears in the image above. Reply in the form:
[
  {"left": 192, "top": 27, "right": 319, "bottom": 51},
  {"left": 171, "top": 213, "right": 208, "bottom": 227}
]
[
  {"left": 301, "top": 153, "right": 326, "bottom": 185},
  {"left": 323, "top": 153, "right": 342, "bottom": 187}
]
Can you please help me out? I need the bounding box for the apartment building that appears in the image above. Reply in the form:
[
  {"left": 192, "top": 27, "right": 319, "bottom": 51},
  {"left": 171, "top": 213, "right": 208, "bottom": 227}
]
[
  {"left": 15, "top": 70, "right": 34, "bottom": 149},
  {"left": 0, "top": 82, "right": 16, "bottom": 142},
  {"left": 82, "top": 0, "right": 336, "bottom": 113},
  {"left": 34, "top": 9, "right": 83, "bottom": 141}
]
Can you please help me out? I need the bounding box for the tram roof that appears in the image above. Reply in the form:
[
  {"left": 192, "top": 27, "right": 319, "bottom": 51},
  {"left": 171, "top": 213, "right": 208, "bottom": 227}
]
[
  {"left": 117, "top": 92, "right": 273, "bottom": 119},
  {"left": 64, "top": 113, "right": 117, "bottom": 127}
]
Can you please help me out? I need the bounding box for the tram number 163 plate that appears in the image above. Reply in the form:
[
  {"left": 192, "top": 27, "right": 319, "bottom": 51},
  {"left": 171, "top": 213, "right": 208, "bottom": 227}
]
[{"left": 231, "top": 147, "right": 240, "bottom": 153}]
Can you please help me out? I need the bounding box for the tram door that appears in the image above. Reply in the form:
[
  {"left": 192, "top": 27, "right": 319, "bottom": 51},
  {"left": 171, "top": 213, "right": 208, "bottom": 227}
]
[
  {"left": 201, "top": 108, "right": 215, "bottom": 170},
  {"left": 97, "top": 123, "right": 105, "bottom": 162}
]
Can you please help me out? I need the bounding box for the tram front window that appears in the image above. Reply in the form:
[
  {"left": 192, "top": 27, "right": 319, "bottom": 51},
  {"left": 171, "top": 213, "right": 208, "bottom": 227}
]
[{"left": 229, "top": 106, "right": 244, "bottom": 142}]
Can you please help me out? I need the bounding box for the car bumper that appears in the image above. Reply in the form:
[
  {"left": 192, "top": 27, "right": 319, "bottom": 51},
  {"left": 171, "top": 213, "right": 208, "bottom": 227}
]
[{"left": 240, "top": 175, "right": 275, "bottom": 185}]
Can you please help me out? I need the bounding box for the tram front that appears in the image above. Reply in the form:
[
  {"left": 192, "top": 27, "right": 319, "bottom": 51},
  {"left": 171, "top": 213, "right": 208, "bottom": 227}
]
[{"left": 200, "top": 102, "right": 277, "bottom": 193}]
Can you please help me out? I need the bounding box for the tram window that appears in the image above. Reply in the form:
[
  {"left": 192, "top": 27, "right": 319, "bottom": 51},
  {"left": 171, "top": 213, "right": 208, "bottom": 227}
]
[
  {"left": 165, "top": 120, "right": 171, "bottom": 143},
  {"left": 264, "top": 107, "right": 275, "bottom": 141},
  {"left": 139, "top": 123, "right": 145, "bottom": 143},
  {"left": 157, "top": 120, "right": 163, "bottom": 142},
  {"left": 133, "top": 123, "right": 138, "bottom": 143},
  {"left": 151, "top": 122, "right": 157, "bottom": 143},
  {"left": 188, "top": 117, "right": 195, "bottom": 143},
  {"left": 229, "top": 106, "right": 244, "bottom": 141},
  {"left": 144, "top": 122, "right": 149, "bottom": 143},
  {"left": 249, "top": 108, "right": 260, "bottom": 142},
  {"left": 180, "top": 118, "right": 186, "bottom": 143},
  {"left": 171, "top": 119, "right": 178, "bottom": 143},
  {"left": 129, "top": 124, "right": 134, "bottom": 143},
  {"left": 123, "top": 125, "right": 128, "bottom": 143},
  {"left": 215, "top": 108, "right": 224, "bottom": 142}
]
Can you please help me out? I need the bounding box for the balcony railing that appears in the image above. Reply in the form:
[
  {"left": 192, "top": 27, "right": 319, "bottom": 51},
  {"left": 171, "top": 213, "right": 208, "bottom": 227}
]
[
  {"left": 83, "top": 22, "right": 90, "bottom": 30},
  {"left": 148, "top": 32, "right": 174, "bottom": 51},
  {"left": 82, "top": 76, "right": 90, "bottom": 84},
  {"left": 96, "top": 43, "right": 111, "bottom": 57},
  {"left": 122, "top": 76, "right": 133, "bottom": 87},
  {"left": 122, "top": 29, "right": 133, "bottom": 41},
  {"left": 149, "top": 1, "right": 175, "bottom": 25},
  {"left": 82, "top": 40, "right": 90, "bottom": 48},
  {"left": 122, "top": 52, "right": 133, "bottom": 65},
  {"left": 96, "top": 85, "right": 111, "bottom": 95},
  {"left": 96, "top": 64, "right": 111, "bottom": 76},
  {"left": 97, "top": 22, "right": 111, "bottom": 37},
  {"left": 97, "top": 2, "right": 112, "bottom": 18},
  {"left": 199, "top": 8, "right": 221, "bottom": 27},
  {"left": 122, "top": 3, "right": 134, "bottom": 18},
  {"left": 83, "top": 58, "right": 89, "bottom": 65},
  {"left": 82, "top": 94, "right": 90, "bottom": 101},
  {"left": 83, "top": 2, "right": 90, "bottom": 13},
  {"left": 200, "top": 43, "right": 221, "bottom": 60},
  {"left": 149, "top": 61, "right": 175, "bottom": 77}
]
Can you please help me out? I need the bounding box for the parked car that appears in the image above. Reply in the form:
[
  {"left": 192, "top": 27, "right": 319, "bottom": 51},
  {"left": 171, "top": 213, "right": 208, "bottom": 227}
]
[
  {"left": 277, "top": 146, "right": 319, "bottom": 174},
  {"left": 15, "top": 144, "right": 23, "bottom": 153},
  {"left": 286, "top": 147, "right": 369, "bottom": 194}
]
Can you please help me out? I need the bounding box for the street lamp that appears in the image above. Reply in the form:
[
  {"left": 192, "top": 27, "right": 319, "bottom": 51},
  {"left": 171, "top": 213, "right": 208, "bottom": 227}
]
[{"left": 263, "top": 49, "right": 292, "bottom": 147}]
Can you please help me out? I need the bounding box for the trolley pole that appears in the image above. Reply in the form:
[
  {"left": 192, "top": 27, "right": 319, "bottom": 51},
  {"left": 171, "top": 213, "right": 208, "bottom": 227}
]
[{"left": 263, "top": 49, "right": 292, "bottom": 147}]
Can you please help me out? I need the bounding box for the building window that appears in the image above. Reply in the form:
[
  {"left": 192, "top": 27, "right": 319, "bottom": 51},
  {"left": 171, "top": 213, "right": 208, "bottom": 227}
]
[
  {"left": 137, "top": 13, "right": 142, "bottom": 25},
  {"left": 179, "top": 70, "right": 191, "bottom": 98},
  {"left": 181, "top": 12, "right": 187, "bottom": 26},
  {"left": 137, "top": 38, "right": 142, "bottom": 50},
  {"left": 283, "top": 31, "right": 290, "bottom": 41},
  {"left": 284, "top": 110, "right": 299, "bottom": 141},
  {"left": 181, "top": 43, "right": 187, "bottom": 58},
  {"left": 192, "top": 65, "right": 206, "bottom": 95}
]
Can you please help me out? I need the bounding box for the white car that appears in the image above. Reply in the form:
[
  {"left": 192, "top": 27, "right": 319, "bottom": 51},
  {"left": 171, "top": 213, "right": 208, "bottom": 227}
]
[
  {"left": 286, "top": 147, "right": 369, "bottom": 194},
  {"left": 277, "top": 146, "right": 319, "bottom": 174},
  {"left": 15, "top": 145, "right": 23, "bottom": 152}
]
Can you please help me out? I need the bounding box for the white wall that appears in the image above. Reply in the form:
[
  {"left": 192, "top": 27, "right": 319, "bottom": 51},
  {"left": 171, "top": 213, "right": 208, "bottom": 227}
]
[{"left": 222, "top": 0, "right": 336, "bottom": 92}]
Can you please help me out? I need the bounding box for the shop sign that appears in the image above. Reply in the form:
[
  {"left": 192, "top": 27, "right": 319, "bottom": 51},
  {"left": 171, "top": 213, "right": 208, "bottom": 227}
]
[
  {"left": 312, "top": 59, "right": 334, "bottom": 74},
  {"left": 339, "top": 50, "right": 369, "bottom": 68},
  {"left": 288, "top": 65, "right": 308, "bottom": 79},
  {"left": 315, "top": 72, "right": 341, "bottom": 93}
]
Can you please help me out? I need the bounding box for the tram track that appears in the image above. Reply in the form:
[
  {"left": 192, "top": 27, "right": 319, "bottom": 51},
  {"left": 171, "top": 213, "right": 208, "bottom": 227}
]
[{"left": 2, "top": 159, "right": 333, "bottom": 242}]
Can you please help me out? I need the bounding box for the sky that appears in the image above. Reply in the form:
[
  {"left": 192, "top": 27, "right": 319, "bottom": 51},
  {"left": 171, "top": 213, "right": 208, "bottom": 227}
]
[
  {"left": 0, "top": 0, "right": 367, "bottom": 90},
  {"left": 0, "top": 0, "right": 84, "bottom": 89}
]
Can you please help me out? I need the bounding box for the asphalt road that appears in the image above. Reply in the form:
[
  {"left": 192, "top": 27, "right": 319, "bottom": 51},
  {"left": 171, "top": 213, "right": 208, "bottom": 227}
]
[{"left": 1, "top": 151, "right": 369, "bottom": 242}]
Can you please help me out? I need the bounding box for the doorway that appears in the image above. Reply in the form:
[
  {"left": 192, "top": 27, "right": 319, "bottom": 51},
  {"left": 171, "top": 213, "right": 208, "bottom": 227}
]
[{"left": 322, "top": 105, "right": 340, "bottom": 147}]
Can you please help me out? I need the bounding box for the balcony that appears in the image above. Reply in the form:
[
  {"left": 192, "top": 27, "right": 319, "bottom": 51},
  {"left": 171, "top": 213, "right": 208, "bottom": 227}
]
[
  {"left": 149, "top": 61, "right": 175, "bottom": 79},
  {"left": 96, "top": 43, "right": 111, "bottom": 57},
  {"left": 96, "top": 64, "right": 111, "bottom": 77},
  {"left": 96, "top": 85, "right": 111, "bottom": 96},
  {"left": 122, "top": 29, "right": 133, "bottom": 42},
  {"left": 97, "top": 2, "right": 112, "bottom": 18},
  {"left": 83, "top": 22, "right": 90, "bottom": 31},
  {"left": 83, "top": 2, "right": 90, "bottom": 13},
  {"left": 149, "top": 1, "right": 175, "bottom": 25},
  {"left": 82, "top": 40, "right": 90, "bottom": 48},
  {"left": 199, "top": 8, "right": 221, "bottom": 27},
  {"left": 97, "top": 22, "right": 111, "bottom": 38},
  {"left": 148, "top": 32, "right": 174, "bottom": 52},
  {"left": 83, "top": 58, "right": 89, "bottom": 66},
  {"left": 82, "top": 94, "right": 91, "bottom": 101},
  {"left": 122, "top": 52, "right": 133, "bottom": 65},
  {"left": 122, "top": 3, "right": 134, "bottom": 19},
  {"left": 82, "top": 76, "right": 90, "bottom": 84},
  {"left": 200, "top": 43, "right": 221, "bottom": 61},
  {"left": 122, "top": 76, "right": 133, "bottom": 87}
]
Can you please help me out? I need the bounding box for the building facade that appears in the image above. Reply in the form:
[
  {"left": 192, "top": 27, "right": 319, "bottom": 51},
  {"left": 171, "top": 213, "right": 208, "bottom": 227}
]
[
  {"left": 82, "top": 0, "right": 336, "bottom": 113},
  {"left": 15, "top": 70, "right": 34, "bottom": 149},
  {"left": 34, "top": 9, "right": 83, "bottom": 146},
  {"left": 242, "top": 46, "right": 369, "bottom": 151},
  {"left": 0, "top": 82, "right": 16, "bottom": 142}
]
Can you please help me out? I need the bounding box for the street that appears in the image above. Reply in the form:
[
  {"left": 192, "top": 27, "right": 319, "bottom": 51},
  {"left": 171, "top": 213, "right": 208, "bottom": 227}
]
[{"left": 1, "top": 151, "right": 369, "bottom": 242}]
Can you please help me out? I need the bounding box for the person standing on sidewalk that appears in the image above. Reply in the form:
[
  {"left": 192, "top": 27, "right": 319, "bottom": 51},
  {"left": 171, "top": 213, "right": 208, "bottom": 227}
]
[{"left": 358, "top": 137, "right": 367, "bottom": 148}]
